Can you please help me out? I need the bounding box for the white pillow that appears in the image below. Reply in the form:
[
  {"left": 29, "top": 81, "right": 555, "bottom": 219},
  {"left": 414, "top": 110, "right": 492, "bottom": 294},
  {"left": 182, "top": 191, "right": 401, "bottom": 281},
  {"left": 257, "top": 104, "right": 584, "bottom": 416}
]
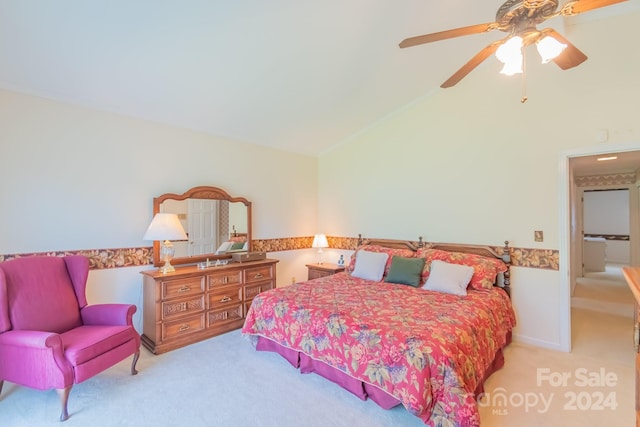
[
  {"left": 351, "top": 250, "right": 389, "bottom": 281},
  {"left": 423, "top": 260, "right": 474, "bottom": 296}
]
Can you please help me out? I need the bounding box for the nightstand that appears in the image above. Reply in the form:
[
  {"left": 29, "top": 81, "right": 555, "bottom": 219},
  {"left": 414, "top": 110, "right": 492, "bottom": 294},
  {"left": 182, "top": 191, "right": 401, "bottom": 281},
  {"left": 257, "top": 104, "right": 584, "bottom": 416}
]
[{"left": 306, "top": 263, "right": 345, "bottom": 280}]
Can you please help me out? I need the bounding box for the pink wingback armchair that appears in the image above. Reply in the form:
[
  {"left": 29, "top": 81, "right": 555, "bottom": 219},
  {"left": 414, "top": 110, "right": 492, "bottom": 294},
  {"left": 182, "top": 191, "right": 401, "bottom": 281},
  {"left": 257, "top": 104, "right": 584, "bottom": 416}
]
[{"left": 0, "top": 255, "right": 141, "bottom": 421}]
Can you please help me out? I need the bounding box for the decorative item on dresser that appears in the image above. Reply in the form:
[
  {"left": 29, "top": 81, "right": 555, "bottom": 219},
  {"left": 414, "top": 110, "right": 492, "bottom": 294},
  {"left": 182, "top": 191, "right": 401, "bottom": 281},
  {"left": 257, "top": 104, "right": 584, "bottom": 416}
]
[
  {"left": 140, "top": 258, "right": 278, "bottom": 354},
  {"left": 306, "top": 263, "right": 345, "bottom": 280}
]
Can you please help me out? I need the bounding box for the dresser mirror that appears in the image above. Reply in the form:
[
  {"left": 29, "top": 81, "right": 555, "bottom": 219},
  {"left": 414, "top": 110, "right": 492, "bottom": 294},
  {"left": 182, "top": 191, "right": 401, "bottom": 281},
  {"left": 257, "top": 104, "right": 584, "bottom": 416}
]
[{"left": 151, "top": 186, "right": 252, "bottom": 268}]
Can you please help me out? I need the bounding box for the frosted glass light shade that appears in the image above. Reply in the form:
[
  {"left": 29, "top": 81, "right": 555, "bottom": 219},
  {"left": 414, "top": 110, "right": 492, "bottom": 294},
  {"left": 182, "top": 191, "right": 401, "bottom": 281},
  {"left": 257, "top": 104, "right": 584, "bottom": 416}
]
[
  {"left": 499, "top": 57, "right": 523, "bottom": 76},
  {"left": 496, "top": 36, "right": 523, "bottom": 76},
  {"left": 536, "top": 36, "right": 567, "bottom": 64}
]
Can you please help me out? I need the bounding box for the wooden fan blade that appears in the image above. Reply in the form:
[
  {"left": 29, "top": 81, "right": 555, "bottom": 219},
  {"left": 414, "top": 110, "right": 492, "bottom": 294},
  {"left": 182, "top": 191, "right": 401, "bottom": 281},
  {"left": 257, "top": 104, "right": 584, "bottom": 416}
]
[
  {"left": 561, "top": 0, "right": 628, "bottom": 15},
  {"left": 441, "top": 40, "right": 502, "bottom": 88},
  {"left": 399, "top": 23, "right": 496, "bottom": 48},
  {"left": 544, "top": 29, "right": 588, "bottom": 70}
]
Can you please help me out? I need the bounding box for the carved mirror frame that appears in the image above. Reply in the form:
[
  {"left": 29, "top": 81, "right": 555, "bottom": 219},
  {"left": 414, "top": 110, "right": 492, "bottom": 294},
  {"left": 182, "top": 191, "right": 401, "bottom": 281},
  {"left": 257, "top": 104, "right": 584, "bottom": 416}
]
[{"left": 151, "top": 186, "right": 252, "bottom": 268}]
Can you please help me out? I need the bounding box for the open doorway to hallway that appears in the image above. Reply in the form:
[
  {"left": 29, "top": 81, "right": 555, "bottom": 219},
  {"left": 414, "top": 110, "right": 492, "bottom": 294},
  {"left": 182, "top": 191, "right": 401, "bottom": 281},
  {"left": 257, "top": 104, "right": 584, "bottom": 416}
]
[
  {"left": 572, "top": 188, "right": 635, "bottom": 318},
  {"left": 566, "top": 148, "right": 640, "bottom": 351}
]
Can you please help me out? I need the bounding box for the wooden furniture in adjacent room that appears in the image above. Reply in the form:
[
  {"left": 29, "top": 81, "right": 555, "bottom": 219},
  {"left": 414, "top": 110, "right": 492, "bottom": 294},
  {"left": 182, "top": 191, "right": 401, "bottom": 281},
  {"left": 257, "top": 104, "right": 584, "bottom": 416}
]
[
  {"left": 141, "top": 258, "right": 278, "bottom": 354},
  {"left": 306, "top": 263, "right": 345, "bottom": 280},
  {"left": 623, "top": 267, "right": 640, "bottom": 427}
]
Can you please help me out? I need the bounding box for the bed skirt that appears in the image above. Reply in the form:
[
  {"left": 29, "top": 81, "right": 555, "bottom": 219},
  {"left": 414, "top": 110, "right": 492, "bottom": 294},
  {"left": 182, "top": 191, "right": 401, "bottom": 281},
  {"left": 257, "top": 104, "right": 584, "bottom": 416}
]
[{"left": 255, "top": 332, "right": 511, "bottom": 411}]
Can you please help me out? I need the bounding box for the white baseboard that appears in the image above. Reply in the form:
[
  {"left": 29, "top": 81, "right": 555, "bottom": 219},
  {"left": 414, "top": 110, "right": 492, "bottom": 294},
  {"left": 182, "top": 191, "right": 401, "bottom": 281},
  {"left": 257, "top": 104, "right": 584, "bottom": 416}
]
[{"left": 512, "top": 333, "right": 569, "bottom": 352}]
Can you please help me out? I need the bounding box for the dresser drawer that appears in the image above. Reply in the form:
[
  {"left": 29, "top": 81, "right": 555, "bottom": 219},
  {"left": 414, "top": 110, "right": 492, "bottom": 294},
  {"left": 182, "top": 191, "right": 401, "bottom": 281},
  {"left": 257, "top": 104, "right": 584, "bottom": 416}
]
[
  {"left": 308, "top": 269, "right": 332, "bottom": 280},
  {"left": 208, "top": 270, "right": 243, "bottom": 287},
  {"left": 208, "top": 305, "right": 243, "bottom": 328},
  {"left": 208, "top": 284, "right": 243, "bottom": 310},
  {"left": 162, "top": 314, "right": 205, "bottom": 340},
  {"left": 245, "top": 265, "right": 274, "bottom": 284},
  {"left": 162, "top": 295, "right": 205, "bottom": 320},
  {"left": 162, "top": 277, "right": 205, "bottom": 300},
  {"left": 244, "top": 281, "right": 274, "bottom": 301}
]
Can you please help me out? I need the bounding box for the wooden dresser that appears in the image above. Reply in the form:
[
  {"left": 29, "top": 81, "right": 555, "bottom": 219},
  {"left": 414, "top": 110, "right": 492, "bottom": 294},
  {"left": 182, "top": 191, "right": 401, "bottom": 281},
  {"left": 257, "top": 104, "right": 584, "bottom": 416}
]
[
  {"left": 140, "top": 258, "right": 278, "bottom": 354},
  {"left": 622, "top": 267, "right": 640, "bottom": 427}
]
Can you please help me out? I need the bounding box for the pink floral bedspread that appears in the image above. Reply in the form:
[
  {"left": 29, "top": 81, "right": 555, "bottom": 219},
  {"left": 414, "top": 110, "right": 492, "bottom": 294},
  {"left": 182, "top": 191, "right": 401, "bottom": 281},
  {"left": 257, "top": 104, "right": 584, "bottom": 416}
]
[{"left": 242, "top": 272, "right": 516, "bottom": 426}]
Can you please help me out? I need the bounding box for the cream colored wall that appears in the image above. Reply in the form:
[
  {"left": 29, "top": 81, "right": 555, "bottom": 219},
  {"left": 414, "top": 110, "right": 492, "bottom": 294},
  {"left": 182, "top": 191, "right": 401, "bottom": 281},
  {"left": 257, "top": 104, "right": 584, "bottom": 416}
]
[
  {"left": 0, "top": 89, "right": 318, "bottom": 331},
  {"left": 318, "top": 12, "right": 640, "bottom": 350}
]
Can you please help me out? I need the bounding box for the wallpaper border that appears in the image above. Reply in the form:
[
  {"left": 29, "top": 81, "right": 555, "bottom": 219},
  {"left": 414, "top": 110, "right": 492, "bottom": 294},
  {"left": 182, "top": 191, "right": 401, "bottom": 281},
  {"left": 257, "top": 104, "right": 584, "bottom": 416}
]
[{"left": 0, "top": 236, "right": 558, "bottom": 271}]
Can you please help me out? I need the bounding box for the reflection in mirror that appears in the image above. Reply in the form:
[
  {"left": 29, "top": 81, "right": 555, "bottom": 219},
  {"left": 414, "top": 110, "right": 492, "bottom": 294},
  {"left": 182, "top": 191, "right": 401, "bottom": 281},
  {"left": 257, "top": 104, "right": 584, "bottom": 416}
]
[
  {"left": 151, "top": 186, "right": 251, "bottom": 268},
  {"left": 159, "top": 199, "right": 248, "bottom": 258}
]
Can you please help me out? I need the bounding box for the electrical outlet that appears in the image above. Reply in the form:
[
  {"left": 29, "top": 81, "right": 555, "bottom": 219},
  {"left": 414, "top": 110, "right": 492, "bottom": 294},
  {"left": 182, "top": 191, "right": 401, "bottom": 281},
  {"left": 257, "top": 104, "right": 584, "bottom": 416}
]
[{"left": 534, "top": 230, "right": 543, "bottom": 242}]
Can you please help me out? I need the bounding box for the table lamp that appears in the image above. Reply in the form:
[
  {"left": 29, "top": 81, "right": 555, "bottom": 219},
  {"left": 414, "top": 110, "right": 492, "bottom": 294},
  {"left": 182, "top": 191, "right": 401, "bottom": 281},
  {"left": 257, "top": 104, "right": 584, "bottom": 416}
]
[
  {"left": 143, "top": 213, "right": 188, "bottom": 274},
  {"left": 312, "top": 233, "right": 329, "bottom": 265}
]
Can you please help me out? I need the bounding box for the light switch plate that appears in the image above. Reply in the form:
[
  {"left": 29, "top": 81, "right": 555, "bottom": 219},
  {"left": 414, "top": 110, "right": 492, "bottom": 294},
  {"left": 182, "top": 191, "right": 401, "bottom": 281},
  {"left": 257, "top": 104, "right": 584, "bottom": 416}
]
[{"left": 534, "top": 230, "right": 543, "bottom": 242}]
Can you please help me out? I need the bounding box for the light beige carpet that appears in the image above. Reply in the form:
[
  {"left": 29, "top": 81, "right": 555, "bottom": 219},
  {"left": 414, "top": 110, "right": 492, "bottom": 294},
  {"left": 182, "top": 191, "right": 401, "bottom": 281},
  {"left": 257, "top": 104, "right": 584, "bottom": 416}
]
[
  {"left": 478, "top": 263, "right": 636, "bottom": 426},
  {"left": 0, "top": 268, "right": 636, "bottom": 426},
  {"left": 571, "top": 264, "right": 635, "bottom": 318}
]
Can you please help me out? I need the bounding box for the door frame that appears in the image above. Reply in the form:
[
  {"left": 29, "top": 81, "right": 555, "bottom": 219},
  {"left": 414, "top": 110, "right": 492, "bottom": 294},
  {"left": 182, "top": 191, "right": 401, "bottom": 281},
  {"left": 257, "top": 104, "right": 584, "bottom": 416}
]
[{"left": 559, "top": 141, "right": 640, "bottom": 352}]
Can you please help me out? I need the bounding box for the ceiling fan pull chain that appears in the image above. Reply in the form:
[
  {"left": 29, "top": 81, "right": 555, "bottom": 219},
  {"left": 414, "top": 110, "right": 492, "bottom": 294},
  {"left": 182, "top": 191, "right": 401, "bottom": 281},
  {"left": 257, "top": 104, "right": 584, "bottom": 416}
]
[{"left": 521, "top": 53, "right": 528, "bottom": 104}]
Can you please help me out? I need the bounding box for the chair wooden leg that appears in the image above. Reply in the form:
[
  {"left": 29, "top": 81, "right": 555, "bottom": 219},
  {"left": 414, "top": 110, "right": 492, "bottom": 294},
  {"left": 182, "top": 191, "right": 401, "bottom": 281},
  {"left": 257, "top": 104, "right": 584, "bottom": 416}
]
[
  {"left": 57, "top": 385, "right": 72, "bottom": 422},
  {"left": 131, "top": 350, "right": 140, "bottom": 375}
]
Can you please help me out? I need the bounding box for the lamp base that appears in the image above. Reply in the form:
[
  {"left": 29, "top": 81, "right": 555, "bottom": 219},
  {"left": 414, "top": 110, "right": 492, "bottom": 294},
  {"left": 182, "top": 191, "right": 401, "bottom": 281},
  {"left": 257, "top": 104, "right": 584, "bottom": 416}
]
[
  {"left": 160, "top": 262, "right": 176, "bottom": 274},
  {"left": 160, "top": 240, "right": 176, "bottom": 274}
]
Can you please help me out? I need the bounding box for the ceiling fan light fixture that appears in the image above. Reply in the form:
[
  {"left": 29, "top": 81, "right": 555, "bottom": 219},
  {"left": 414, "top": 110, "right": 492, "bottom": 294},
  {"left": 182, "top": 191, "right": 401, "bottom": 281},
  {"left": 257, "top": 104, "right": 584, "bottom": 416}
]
[
  {"left": 495, "top": 36, "right": 523, "bottom": 63},
  {"left": 496, "top": 36, "right": 523, "bottom": 76},
  {"left": 499, "top": 57, "right": 523, "bottom": 76},
  {"left": 536, "top": 35, "right": 567, "bottom": 64}
]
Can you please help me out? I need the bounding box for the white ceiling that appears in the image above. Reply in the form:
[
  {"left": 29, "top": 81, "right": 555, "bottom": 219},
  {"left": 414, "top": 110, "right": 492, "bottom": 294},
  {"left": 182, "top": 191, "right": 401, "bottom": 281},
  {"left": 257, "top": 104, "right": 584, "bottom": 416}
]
[{"left": 0, "top": 1, "right": 638, "bottom": 157}]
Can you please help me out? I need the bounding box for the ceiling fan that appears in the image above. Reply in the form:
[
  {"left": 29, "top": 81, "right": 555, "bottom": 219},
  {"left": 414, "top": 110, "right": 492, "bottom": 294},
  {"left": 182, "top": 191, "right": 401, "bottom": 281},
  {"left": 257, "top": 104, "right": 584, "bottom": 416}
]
[{"left": 399, "top": 0, "right": 628, "bottom": 89}]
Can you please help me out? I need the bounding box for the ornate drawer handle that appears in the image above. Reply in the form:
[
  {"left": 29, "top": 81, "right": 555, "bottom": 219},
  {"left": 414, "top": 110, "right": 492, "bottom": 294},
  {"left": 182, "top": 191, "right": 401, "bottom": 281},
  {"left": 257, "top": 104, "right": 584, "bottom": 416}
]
[
  {"left": 178, "top": 286, "right": 191, "bottom": 292},
  {"left": 254, "top": 273, "right": 264, "bottom": 279},
  {"left": 220, "top": 296, "right": 232, "bottom": 303},
  {"left": 178, "top": 324, "right": 190, "bottom": 332}
]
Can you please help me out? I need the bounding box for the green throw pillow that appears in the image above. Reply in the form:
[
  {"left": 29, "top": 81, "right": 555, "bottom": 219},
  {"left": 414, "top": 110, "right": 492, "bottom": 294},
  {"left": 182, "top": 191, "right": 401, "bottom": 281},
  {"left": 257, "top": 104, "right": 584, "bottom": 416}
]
[{"left": 384, "top": 256, "right": 425, "bottom": 287}]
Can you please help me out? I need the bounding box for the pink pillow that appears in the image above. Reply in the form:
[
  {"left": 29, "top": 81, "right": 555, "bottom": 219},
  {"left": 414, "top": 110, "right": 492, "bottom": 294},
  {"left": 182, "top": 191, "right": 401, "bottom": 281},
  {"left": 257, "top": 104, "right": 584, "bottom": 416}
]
[
  {"left": 347, "top": 245, "right": 416, "bottom": 277},
  {"left": 417, "top": 248, "right": 507, "bottom": 290}
]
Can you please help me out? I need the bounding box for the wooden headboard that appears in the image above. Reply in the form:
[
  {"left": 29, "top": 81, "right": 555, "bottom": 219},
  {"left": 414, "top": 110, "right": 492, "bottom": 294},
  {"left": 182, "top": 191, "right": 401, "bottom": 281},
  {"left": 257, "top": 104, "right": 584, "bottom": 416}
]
[{"left": 356, "top": 235, "right": 512, "bottom": 297}]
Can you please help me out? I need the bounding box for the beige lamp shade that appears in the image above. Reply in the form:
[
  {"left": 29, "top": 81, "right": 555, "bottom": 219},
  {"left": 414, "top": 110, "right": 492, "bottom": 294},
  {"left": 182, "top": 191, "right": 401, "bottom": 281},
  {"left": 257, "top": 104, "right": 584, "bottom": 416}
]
[
  {"left": 143, "top": 213, "right": 187, "bottom": 241},
  {"left": 312, "top": 234, "right": 329, "bottom": 265},
  {"left": 312, "top": 234, "right": 328, "bottom": 248},
  {"left": 143, "top": 213, "right": 187, "bottom": 274}
]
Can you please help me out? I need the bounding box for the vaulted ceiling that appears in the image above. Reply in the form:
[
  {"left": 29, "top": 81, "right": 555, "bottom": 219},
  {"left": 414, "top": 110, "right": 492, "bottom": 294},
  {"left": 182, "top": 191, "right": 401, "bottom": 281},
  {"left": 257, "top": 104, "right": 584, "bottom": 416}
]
[{"left": 0, "top": 1, "right": 637, "bottom": 156}]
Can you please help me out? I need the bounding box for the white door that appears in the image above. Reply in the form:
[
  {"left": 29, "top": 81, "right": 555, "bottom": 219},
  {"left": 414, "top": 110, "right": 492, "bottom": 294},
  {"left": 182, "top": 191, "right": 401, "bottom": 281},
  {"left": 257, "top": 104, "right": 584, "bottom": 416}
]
[{"left": 187, "top": 199, "right": 217, "bottom": 256}]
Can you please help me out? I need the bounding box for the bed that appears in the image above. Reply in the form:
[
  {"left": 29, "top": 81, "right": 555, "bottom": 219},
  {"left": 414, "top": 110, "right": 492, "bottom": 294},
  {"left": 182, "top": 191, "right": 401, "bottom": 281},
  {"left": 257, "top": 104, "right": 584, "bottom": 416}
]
[{"left": 241, "top": 238, "right": 516, "bottom": 426}]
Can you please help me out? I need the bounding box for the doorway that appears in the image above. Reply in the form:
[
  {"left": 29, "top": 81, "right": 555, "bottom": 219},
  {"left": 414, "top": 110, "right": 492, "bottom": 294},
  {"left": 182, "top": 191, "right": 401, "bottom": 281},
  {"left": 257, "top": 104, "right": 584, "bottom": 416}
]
[
  {"left": 560, "top": 143, "right": 640, "bottom": 352},
  {"left": 572, "top": 188, "right": 634, "bottom": 319}
]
